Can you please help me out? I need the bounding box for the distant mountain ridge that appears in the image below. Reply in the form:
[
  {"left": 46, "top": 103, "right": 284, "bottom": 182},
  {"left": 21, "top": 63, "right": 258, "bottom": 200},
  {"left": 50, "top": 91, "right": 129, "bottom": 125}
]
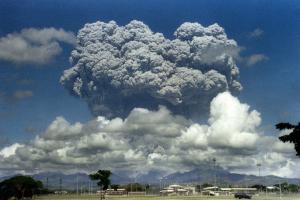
[
  {"left": 164, "top": 168, "right": 300, "bottom": 186},
  {"left": 1, "top": 167, "right": 300, "bottom": 190}
]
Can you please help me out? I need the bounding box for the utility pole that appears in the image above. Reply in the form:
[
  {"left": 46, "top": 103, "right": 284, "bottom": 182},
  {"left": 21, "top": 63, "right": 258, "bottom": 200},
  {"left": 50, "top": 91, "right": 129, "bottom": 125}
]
[
  {"left": 257, "top": 163, "right": 261, "bottom": 193},
  {"left": 279, "top": 182, "right": 282, "bottom": 200},
  {"left": 89, "top": 181, "right": 91, "bottom": 195},
  {"left": 159, "top": 178, "right": 162, "bottom": 191},
  {"left": 165, "top": 177, "right": 168, "bottom": 188},
  {"left": 212, "top": 158, "right": 217, "bottom": 187},
  {"left": 135, "top": 171, "right": 137, "bottom": 192},
  {"left": 131, "top": 179, "right": 133, "bottom": 193},
  {"left": 76, "top": 175, "right": 79, "bottom": 196},
  {"left": 59, "top": 177, "right": 62, "bottom": 194},
  {"left": 46, "top": 177, "right": 48, "bottom": 190},
  {"left": 89, "top": 180, "right": 92, "bottom": 195}
]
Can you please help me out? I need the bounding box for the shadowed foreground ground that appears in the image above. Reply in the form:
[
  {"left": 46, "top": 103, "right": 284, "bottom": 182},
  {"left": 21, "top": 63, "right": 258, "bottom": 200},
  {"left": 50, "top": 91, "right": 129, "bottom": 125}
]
[{"left": 35, "top": 194, "right": 300, "bottom": 200}]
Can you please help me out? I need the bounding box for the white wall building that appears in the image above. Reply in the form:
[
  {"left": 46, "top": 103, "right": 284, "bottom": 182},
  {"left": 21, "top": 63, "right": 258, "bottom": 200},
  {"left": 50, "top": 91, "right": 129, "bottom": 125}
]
[{"left": 160, "top": 184, "right": 194, "bottom": 196}]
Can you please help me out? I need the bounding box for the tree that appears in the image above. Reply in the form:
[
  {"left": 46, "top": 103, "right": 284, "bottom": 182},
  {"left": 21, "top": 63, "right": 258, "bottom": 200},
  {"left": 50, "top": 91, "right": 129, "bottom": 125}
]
[
  {"left": 201, "top": 183, "right": 213, "bottom": 188},
  {"left": 287, "top": 183, "right": 299, "bottom": 193},
  {"left": 0, "top": 175, "right": 44, "bottom": 200},
  {"left": 195, "top": 185, "right": 201, "bottom": 192},
  {"left": 278, "top": 182, "right": 289, "bottom": 192},
  {"left": 275, "top": 122, "right": 300, "bottom": 157},
  {"left": 145, "top": 184, "right": 150, "bottom": 191},
  {"left": 274, "top": 182, "right": 300, "bottom": 193},
  {"left": 111, "top": 184, "right": 119, "bottom": 191},
  {"left": 122, "top": 183, "right": 145, "bottom": 192},
  {"left": 251, "top": 184, "right": 266, "bottom": 191},
  {"left": 89, "top": 170, "right": 112, "bottom": 190}
]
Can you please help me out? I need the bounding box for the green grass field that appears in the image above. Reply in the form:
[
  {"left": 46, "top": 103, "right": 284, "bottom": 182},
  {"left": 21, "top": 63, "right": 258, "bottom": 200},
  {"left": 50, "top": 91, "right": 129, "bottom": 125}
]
[{"left": 35, "top": 194, "right": 300, "bottom": 200}]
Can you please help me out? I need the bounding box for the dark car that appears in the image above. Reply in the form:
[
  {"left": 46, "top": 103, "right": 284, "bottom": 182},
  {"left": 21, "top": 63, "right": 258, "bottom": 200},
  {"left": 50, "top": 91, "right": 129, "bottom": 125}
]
[{"left": 234, "top": 192, "right": 252, "bottom": 199}]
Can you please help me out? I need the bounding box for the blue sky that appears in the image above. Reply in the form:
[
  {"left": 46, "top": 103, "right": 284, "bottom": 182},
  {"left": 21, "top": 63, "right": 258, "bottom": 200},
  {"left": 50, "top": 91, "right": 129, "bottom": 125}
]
[{"left": 0, "top": 0, "right": 300, "bottom": 145}]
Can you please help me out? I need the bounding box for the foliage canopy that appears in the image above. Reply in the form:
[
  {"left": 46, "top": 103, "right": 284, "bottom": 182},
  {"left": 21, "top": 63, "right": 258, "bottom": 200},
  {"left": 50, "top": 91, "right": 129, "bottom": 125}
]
[
  {"left": 276, "top": 122, "right": 300, "bottom": 157},
  {"left": 0, "top": 175, "right": 43, "bottom": 200},
  {"left": 89, "top": 170, "right": 112, "bottom": 190}
]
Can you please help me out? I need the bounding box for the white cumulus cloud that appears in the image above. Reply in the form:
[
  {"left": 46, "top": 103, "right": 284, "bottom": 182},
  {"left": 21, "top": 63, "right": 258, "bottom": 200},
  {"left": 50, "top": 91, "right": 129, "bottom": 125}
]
[
  {"left": 0, "top": 143, "right": 24, "bottom": 158},
  {"left": 0, "top": 28, "right": 76, "bottom": 65},
  {"left": 0, "top": 92, "right": 298, "bottom": 177}
]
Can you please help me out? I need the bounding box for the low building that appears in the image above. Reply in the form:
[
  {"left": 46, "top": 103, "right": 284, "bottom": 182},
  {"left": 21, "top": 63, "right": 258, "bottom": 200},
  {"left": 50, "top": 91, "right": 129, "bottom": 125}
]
[
  {"left": 103, "top": 189, "right": 127, "bottom": 195},
  {"left": 202, "top": 186, "right": 219, "bottom": 196},
  {"left": 160, "top": 184, "right": 193, "bottom": 196},
  {"left": 230, "top": 187, "right": 257, "bottom": 194},
  {"left": 201, "top": 186, "right": 257, "bottom": 196},
  {"left": 54, "top": 190, "right": 68, "bottom": 194}
]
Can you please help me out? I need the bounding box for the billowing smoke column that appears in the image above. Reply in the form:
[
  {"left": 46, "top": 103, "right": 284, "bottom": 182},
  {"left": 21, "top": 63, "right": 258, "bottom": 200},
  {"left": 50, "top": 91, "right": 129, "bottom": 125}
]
[{"left": 61, "top": 20, "right": 242, "bottom": 118}]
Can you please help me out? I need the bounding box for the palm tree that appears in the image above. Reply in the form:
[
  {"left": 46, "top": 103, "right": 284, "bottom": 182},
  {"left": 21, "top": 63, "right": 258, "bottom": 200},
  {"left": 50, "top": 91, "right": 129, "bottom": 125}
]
[{"left": 276, "top": 122, "right": 300, "bottom": 157}]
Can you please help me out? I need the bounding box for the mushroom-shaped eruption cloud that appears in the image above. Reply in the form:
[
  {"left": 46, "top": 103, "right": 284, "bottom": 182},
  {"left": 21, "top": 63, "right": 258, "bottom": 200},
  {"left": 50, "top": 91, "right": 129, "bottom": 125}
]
[{"left": 61, "top": 20, "right": 242, "bottom": 118}]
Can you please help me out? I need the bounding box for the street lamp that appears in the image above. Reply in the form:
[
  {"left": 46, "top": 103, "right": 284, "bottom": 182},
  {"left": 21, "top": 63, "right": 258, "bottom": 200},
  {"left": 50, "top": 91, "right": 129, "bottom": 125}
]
[{"left": 257, "top": 163, "right": 261, "bottom": 177}]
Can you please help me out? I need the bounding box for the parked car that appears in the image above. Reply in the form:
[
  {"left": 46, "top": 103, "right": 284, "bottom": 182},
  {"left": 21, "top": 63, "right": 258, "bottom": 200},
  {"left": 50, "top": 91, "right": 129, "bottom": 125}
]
[{"left": 234, "top": 192, "right": 252, "bottom": 199}]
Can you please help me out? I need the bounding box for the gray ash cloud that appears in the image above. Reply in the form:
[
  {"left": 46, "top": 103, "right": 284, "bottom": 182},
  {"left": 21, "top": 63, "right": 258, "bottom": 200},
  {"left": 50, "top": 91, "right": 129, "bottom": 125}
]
[{"left": 61, "top": 20, "right": 242, "bottom": 118}]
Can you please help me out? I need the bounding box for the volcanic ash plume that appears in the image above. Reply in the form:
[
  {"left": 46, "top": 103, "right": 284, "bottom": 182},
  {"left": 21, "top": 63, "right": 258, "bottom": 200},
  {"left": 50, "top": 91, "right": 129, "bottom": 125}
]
[{"left": 60, "top": 20, "right": 242, "bottom": 118}]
